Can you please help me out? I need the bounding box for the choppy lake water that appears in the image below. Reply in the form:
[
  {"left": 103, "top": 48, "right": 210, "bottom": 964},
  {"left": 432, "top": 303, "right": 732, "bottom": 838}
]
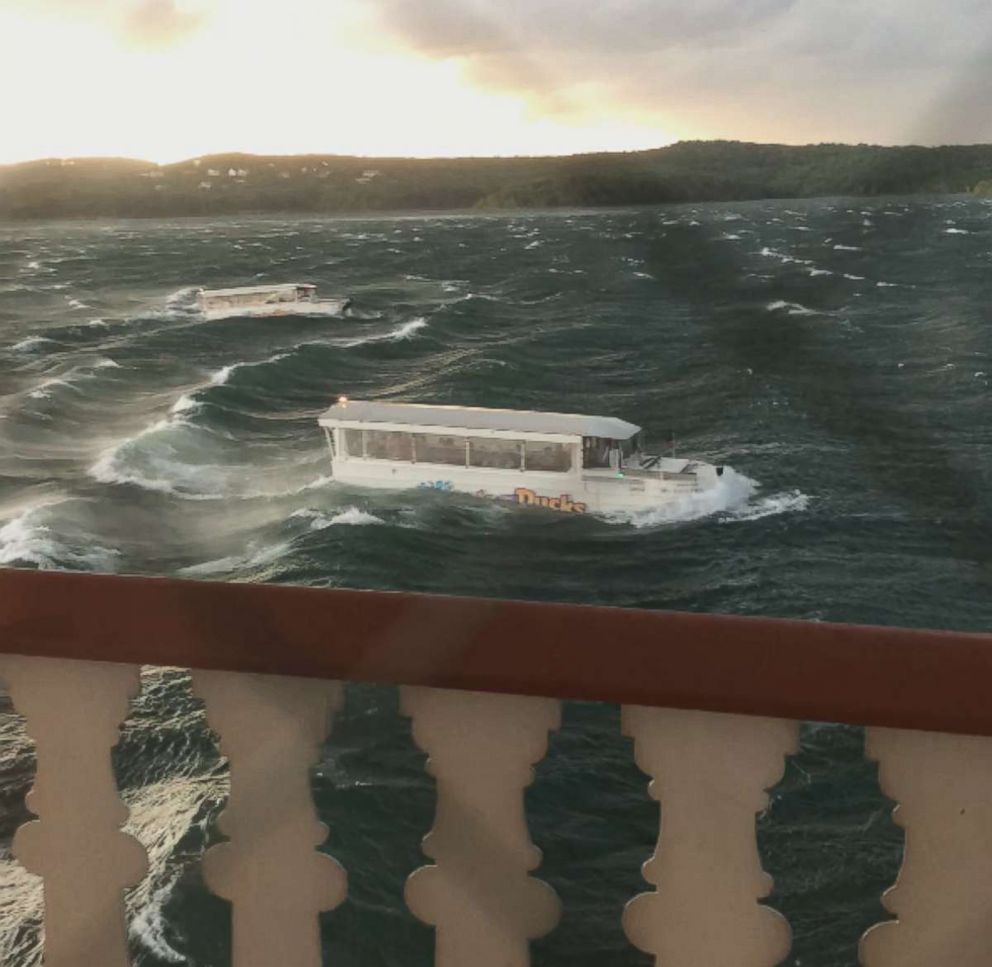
[{"left": 0, "top": 197, "right": 990, "bottom": 965}]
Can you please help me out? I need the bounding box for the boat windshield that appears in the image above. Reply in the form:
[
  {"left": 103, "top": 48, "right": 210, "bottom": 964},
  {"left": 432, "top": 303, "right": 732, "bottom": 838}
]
[{"left": 584, "top": 433, "right": 641, "bottom": 469}]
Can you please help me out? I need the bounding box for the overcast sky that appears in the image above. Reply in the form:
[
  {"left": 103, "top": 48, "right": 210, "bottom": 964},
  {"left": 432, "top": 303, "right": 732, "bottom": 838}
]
[{"left": 2, "top": 0, "right": 991, "bottom": 163}]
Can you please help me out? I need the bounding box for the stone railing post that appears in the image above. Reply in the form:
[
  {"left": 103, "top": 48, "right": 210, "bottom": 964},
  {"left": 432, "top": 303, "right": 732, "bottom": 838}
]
[
  {"left": 0, "top": 656, "right": 147, "bottom": 967},
  {"left": 403, "top": 687, "right": 561, "bottom": 967},
  {"left": 622, "top": 706, "right": 798, "bottom": 967},
  {"left": 192, "top": 671, "right": 346, "bottom": 967},
  {"left": 861, "top": 727, "right": 992, "bottom": 967}
]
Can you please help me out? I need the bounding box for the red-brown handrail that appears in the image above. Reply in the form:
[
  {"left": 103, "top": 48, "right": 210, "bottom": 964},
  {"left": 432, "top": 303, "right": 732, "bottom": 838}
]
[{"left": 0, "top": 567, "right": 990, "bottom": 736}]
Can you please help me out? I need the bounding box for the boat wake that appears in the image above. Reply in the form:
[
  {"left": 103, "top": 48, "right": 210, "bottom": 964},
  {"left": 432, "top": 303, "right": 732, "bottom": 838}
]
[
  {"left": 601, "top": 467, "right": 757, "bottom": 528},
  {"left": 722, "top": 489, "right": 811, "bottom": 522},
  {"left": 602, "top": 473, "right": 810, "bottom": 529}
]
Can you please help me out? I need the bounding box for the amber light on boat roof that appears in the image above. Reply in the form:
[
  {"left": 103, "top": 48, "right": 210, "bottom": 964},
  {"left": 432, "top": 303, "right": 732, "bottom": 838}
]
[{"left": 318, "top": 400, "right": 641, "bottom": 440}]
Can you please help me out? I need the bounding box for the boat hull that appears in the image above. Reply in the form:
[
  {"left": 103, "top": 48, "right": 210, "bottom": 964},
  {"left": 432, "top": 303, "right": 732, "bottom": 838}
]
[
  {"left": 327, "top": 458, "right": 723, "bottom": 514},
  {"left": 201, "top": 299, "right": 350, "bottom": 321}
]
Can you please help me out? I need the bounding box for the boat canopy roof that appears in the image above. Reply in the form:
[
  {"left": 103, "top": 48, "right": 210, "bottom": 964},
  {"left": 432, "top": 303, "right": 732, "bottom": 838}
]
[
  {"left": 200, "top": 283, "right": 315, "bottom": 298},
  {"left": 320, "top": 400, "right": 641, "bottom": 440}
]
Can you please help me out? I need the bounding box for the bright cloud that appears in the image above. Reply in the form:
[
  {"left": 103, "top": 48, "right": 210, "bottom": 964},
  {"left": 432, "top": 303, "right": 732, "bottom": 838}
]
[{"left": 0, "top": 0, "right": 990, "bottom": 163}]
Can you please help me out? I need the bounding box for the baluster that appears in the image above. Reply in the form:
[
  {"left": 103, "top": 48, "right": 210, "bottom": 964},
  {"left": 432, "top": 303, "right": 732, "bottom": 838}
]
[
  {"left": 192, "top": 671, "right": 346, "bottom": 967},
  {"left": 402, "top": 687, "right": 561, "bottom": 967},
  {"left": 861, "top": 727, "right": 992, "bottom": 967},
  {"left": 0, "top": 656, "right": 147, "bottom": 967},
  {"left": 622, "top": 706, "right": 797, "bottom": 967}
]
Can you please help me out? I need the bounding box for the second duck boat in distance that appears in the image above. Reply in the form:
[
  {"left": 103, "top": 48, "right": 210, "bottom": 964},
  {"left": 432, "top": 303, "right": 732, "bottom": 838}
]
[
  {"left": 318, "top": 399, "right": 726, "bottom": 514},
  {"left": 196, "top": 283, "right": 351, "bottom": 320}
]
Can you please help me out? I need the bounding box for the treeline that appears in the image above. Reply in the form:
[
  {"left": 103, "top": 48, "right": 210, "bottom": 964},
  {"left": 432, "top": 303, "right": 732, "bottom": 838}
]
[{"left": 3, "top": 141, "right": 992, "bottom": 220}]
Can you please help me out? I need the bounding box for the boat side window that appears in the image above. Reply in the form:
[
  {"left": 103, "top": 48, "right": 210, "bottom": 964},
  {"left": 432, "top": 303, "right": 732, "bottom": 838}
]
[
  {"left": 468, "top": 437, "right": 521, "bottom": 470},
  {"left": 583, "top": 436, "right": 613, "bottom": 469},
  {"left": 524, "top": 441, "right": 571, "bottom": 472},
  {"left": 344, "top": 428, "right": 365, "bottom": 457},
  {"left": 413, "top": 433, "right": 467, "bottom": 466},
  {"left": 366, "top": 429, "right": 414, "bottom": 462},
  {"left": 620, "top": 434, "right": 641, "bottom": 461}
]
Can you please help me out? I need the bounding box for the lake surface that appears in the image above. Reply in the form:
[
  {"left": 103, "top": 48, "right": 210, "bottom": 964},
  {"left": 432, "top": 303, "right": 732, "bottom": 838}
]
[{"left": 0, "top": 197, "right": 990, "bottom": 965}]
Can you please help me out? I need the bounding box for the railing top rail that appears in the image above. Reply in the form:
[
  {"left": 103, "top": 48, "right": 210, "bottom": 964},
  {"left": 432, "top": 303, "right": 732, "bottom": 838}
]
[{"left": 1, "top": 567, "right": 990, "bottom": 735}]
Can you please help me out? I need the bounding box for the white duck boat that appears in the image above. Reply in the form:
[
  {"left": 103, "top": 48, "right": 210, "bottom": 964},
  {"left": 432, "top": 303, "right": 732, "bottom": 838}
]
[
  {"left": 196, "top": 284, "right": 351, "bottom": 320},
  {"left": 317, "top": 399, "right": 727, "bottom": 514}
]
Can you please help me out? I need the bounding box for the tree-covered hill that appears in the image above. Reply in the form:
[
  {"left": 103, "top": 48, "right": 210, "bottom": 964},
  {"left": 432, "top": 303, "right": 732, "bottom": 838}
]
[{"left": 3, "top": 141, "right": 992, "bottom": 221}]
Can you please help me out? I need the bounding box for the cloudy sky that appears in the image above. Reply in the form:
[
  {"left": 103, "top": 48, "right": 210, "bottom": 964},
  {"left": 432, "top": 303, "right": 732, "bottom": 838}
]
[{"left": 2, "top": 0, "right": 991, "bottom": 163}]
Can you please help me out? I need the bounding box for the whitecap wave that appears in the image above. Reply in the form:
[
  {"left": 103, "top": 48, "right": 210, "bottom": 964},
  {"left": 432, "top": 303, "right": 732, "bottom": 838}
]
[
  {"left": 89, "top": 416, "right": 228, "bottom": 499},
  {"left": 944, "top": 228, "right": 970, "bottom": 235},
  {"left": 766, "top": 300, "right": 820, "bottom": 317},
  {"left": 11, "top": 336, "right": 53, "bottom": 353},
  {"left": 759, "top": 247, "right": 812, "bottom": 266},
  {"left": 168, "top": 351, "right": 291, "bottom": 417},
  {"left": 25, "top": 358, "right": 124, "bottom": 401},
  {"left": 27, "top": 377, "right": 78, "bottom": 400},
  {"left": 209, "top": 364, "right": 236, "bottom": 386},
  {"left": 342, "top": 317, "right": 427, "bottom": 347},
  {"left": 291, "top": 506, "right": 384, "bottom": 530},
  {"left": 124, "top": 775, "right": 227, "bottom": 964},
  {"left": 170, "top": 393, "right": 199, "bottom": 414},
  {"left": 91, "top": 405, "right": 332, "bottom": 500},
  {"left": 833, "top": 244, "right": 862, "bottom": 251},
  {"left": 0, "top": 501, "right": 119, "bottom": 570},
  {"left": 179, "top": 541, "right": 292, "bottom": 576}
]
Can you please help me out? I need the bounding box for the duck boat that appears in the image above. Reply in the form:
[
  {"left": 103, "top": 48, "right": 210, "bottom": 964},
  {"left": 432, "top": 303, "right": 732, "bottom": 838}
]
[
  {"left": 196, "top": 284, "right": 351, "bottom": 320},
  {"left": 317, "top": 399, "right": 726, "bottom": 514}
]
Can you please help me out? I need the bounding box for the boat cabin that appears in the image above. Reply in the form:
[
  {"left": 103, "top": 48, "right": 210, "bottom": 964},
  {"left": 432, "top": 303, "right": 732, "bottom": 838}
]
[
  {"left": 197, "top": 284, "right": 317, "bottom": 311},
  {"left": 318, "top": 400, "right": 642, "bottom": 476}
]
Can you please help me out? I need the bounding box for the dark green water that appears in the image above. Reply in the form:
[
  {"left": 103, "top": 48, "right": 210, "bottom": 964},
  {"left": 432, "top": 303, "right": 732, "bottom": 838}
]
[{"left": 0, "top": 197, "right": 989, "bottom": 965}]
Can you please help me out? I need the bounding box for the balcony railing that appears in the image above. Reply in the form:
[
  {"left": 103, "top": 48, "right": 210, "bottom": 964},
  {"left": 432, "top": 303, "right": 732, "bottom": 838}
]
[{"left": 1, "top": 566, "right": 991, "bottom": 967}]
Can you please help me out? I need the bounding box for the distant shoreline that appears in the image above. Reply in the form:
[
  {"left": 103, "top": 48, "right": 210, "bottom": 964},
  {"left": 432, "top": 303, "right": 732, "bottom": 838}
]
[
  {"left": 0, "top": 195, "right": 979, "bottom": 229},
  {"left": 2, "top": 140, "right": 991, "bottom": 222}
]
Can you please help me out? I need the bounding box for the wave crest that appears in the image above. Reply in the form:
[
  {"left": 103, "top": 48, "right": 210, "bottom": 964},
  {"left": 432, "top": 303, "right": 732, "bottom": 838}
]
[{"left": 0, "top": 501, "right": 119, "bottom": 570}]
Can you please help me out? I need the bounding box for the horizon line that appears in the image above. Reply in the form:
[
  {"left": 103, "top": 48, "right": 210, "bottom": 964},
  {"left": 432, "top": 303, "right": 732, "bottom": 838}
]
[{"left": 5, "top": 138, "right": 992, "bottom": 169}]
